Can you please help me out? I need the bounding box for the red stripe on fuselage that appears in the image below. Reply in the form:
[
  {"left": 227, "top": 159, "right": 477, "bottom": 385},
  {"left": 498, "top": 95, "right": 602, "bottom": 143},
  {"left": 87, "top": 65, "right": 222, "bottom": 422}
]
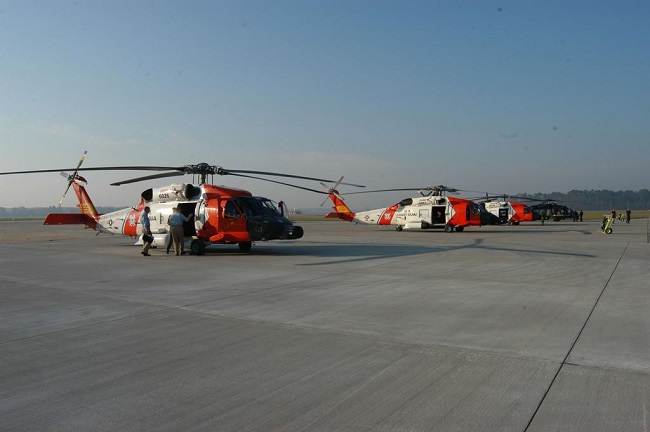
[
  {"left": 122, "top": 209, "right": 141, "bottom": 236},
  {"left": 378, "top": 205, "right": 398, "bottom": 225}
]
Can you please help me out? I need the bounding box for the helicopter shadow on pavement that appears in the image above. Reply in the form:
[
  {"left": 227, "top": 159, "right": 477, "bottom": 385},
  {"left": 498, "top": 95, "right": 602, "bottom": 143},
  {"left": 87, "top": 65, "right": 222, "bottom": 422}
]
[{"left": 245, "top": 238, "right": 595, "bottom": 267}]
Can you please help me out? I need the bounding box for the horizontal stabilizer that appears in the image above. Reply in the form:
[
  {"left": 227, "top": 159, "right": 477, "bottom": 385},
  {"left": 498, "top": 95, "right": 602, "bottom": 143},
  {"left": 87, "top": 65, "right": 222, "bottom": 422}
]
[
  {"left": 325, "top": 212, "right": 355, "bottom": 222},
  {"left": 44, "top": 213, "right": 97, "bottom": 229}
]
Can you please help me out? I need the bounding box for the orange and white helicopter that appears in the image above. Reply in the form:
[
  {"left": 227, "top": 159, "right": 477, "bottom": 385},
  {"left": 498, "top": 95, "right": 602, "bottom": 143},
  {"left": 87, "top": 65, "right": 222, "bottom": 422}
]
[
  {"left": 323, "top": 184, "right": 491, "bottom": 232},
  {"left": 479, "top": 194, "right": 536, "bottom": 225},
  {"left": 0, "top": 152, "right": 363, "bottom": 254}
]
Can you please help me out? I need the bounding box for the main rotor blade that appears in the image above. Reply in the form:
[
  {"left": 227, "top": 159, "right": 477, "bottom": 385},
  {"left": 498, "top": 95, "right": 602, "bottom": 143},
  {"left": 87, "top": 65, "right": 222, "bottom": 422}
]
[
  {"left": 0, "top": 164, "right": 365, "bottom": 186},
  {"left": 343, "top": 185, "right": 477, "bottom": 196},
  {"left": 111, "top": 171, "right": 184, "bottom": 186},
  {"left": 343, "top": 188, "right": 420, "bottom": 195},
  {"left": 225, "top": 169, "right": 365, "bottom": 188},
  {"left": 0, "top": 162, "right": 367, "bottom": 190},
  {"left": 0, "top": 165, "right": 183, "bottom": 176},
  {"left": 229, "top": 173, "right": 326, "bottom": 194}
]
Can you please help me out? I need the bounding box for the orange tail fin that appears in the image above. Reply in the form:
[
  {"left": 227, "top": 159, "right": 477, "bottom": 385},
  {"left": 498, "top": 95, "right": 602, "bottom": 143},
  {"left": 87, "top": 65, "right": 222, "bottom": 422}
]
[
  {"left": 324, "top": 191, "right": 355, "bottom": 222},
  {"left": 73, "top": 178, "right": 99, "bottom": 221}
]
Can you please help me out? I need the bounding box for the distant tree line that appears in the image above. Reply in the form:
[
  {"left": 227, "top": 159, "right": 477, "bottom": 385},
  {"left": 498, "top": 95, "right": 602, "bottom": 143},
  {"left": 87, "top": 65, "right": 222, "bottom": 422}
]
[
  {"left": 0, "top": 206, "right": 123, "bottom": 218},
  {"left": 518, "top": 189, "right": 650, "bottom": 211}
]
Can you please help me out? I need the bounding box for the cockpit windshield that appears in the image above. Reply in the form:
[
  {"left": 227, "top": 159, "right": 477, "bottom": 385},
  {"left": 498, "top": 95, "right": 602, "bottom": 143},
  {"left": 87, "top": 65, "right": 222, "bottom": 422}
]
[
  {"left": 233, "top": 197, "right": 282, "bottom": 218},
  {"left": 471, "top": 203, "right": 484, "bottom": 215}
]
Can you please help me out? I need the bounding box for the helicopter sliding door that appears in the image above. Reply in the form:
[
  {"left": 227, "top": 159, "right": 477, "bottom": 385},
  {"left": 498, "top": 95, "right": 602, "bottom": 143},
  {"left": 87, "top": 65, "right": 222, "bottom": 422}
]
[
  {"left": 498, "top": 208, "right": 509, "bottom": 224},
  {"left": 222, "top": 199, "right": 248, "bottom": 238},
  {"left": 432, "top": 206, "right": 446, "bottom": 224}
]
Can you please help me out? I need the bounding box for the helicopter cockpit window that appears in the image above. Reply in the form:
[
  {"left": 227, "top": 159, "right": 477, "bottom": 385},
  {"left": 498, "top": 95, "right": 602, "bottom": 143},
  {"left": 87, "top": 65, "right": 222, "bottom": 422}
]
[
  {"left": 224, "top": 201, "right": 241, "bottom": 219},
  {"left": 233, "top": 197, "right": 282, "bottom": 217},
  {"left": 398, "top": 198, "right": 413, "bottom": 207},
  {"left": 259, "top": 198, "right": 281, "bottom": 215}
]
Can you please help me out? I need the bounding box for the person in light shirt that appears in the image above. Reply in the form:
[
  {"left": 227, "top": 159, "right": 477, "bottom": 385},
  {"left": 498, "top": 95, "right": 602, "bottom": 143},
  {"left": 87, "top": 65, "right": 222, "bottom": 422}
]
[{"left": 168, "top": 207, "right": 193, "bottom": 255}]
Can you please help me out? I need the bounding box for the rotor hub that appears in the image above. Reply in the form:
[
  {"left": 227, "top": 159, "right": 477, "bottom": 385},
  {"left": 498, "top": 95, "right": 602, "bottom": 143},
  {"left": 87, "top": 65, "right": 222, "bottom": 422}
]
[{"left": 183, "top": 163, "right": 223, "bottom": 175}]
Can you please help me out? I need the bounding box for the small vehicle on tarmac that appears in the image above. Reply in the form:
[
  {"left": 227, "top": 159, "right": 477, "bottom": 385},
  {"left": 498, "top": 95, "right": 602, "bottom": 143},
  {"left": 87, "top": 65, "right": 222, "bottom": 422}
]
[{"left": 599, "top": 215, "right": 614, "bottom": 234}]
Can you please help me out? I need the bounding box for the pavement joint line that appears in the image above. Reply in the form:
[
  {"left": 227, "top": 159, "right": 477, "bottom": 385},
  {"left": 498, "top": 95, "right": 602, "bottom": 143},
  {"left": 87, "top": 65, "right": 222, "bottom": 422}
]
[
  {"left": 0, "top": 254, "right": 397, "bottom": 346},
  {"left": 523, "top": 242, "right": 630, "bottom": 431},
  {"left": 0, "top": 280, "right": 560, "bottom": 374},
  {"left": 181, "top": 307, "right": 563, "bottom": 369},
  {"left": 2, "top": 240, "right": 632, "bottom": 368},
  {"left": 0, "top": 308, "right": 175, "bottom": 346},
  {"left": 1, "top": 292, "right": 559, "bottom": 372}
]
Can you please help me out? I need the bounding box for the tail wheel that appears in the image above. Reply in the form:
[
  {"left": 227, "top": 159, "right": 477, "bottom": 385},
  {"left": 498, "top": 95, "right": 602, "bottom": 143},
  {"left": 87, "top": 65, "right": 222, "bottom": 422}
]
[
  {"left": 238, "top": 241, "right": 252, "bottom": 251},
  {"left": 444, "top": 224, "right": 454, "bottom": 233},
  {"left": 455, "top": 226, "right": 464, "bottom": 232},
  {"left": 605, "top": 228, "right": 613, "bottom": 234},
  {"left": 396, "top": 226, "right": 403, "bottom": 232},
  {"left": 190, "top": 239, "right": 205, "bottom": 255}
]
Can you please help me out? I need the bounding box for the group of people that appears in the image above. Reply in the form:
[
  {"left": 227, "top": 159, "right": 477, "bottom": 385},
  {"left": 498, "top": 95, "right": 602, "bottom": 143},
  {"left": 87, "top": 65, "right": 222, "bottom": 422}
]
[
  {"left": 612, "top": 209, "right": 632, "bottom": 223},
  {"left": 611, "top": 209, "right": 632, "bottom": 223},
  {"left": 570, "top": 210, "right": 584, "bottom": 222},
  {"left": 139, "top": 206, "right": 194, "bottom": 257}
]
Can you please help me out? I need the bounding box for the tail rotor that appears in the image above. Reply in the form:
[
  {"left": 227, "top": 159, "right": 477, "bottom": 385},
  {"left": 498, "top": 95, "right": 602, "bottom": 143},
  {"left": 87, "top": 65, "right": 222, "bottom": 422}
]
[
  {"left": 58, "top": 150, "right": 87, "bottom": 206},
  {"left": 320, "top": 176, "right": 345, "bottom": 207}
]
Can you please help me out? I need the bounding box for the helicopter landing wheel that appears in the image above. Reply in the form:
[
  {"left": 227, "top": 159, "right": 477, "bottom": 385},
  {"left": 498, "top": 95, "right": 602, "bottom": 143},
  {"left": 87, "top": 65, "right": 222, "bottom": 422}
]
[
  {"left": 238, "top": 241, "right": 252, "bottom": 252},
  {"left": 190, "top": 239, "right": 205, "bottom": 255},
  {"left": 605, "top": 228, "right": 613, "bottom": 234},
  {"left": 444, "top": 224, "right": 454, "bottom": 233}
]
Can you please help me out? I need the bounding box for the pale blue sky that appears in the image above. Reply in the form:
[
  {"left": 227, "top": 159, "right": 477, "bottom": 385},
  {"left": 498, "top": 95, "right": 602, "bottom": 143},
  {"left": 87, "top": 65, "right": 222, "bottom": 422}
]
[{"left": 1, "top": 1, "right": 648, "bottom": 209}]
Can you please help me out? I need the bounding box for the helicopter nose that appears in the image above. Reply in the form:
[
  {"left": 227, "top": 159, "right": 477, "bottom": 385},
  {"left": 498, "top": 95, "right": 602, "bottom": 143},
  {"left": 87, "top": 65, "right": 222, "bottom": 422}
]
[
  {"left": 248, "top": 218, "right": 303, "bottom": 241},
  {"left": 287, "top": 225, "right": 304, "bottom": 239},
  {"left": 271, "top": 219, "right": 303, "bottom": 240}
]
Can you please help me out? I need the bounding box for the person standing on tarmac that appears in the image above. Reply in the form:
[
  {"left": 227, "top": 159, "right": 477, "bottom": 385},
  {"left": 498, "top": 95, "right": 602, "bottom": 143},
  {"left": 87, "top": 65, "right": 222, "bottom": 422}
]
[
  {"left": 139, "top": 206, "right": 152, "bottom": 256},
  {"left": 626, "top": 208, "right": 631, "bottom": 223},
  {"left": 168, "top": 207, "right": 193, "bottom": 255}
]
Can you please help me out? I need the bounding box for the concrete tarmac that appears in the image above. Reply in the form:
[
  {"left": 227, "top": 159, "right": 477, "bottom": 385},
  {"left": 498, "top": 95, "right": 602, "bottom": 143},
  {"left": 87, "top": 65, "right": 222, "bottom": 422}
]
[{"left": 0, "top": 219, "right": 648, "bottom": 431}]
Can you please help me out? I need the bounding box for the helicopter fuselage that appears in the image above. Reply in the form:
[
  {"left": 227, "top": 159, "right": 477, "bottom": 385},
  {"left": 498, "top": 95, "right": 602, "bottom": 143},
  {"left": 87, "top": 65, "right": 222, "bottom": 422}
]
[
  {"left": 483, "top": 200, "right": 535, "bottom": 225},
  {"left": 45, "top": 181, "right": 303, "bottom": 253},
  {"left": 328, "top": 193, "right": 487, "bottom": 232}
]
